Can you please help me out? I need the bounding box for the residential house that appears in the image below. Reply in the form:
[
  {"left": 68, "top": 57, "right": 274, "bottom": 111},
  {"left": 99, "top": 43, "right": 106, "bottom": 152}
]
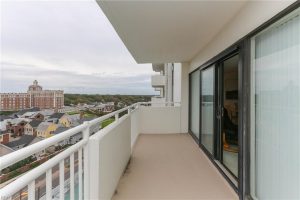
[
  {"left": 48, "top": 113, "right": 71, "bottom": 127},
  {"left": 68, "top": 114, "right": 80, "bottom": 127},
  {"left": 36, "top": 122, "right": 57, "bottom": 138},
  {"left": 6, "top": 118, "right": 30, "bottom": 137},
  {"left": 24, "top": 120, "right": 43, "bottom": 136}
]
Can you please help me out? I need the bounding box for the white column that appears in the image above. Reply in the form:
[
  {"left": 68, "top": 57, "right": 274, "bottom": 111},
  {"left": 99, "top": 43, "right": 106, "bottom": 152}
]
[{"left": 180, "top": 63, "right": 189, "bottom": 133}]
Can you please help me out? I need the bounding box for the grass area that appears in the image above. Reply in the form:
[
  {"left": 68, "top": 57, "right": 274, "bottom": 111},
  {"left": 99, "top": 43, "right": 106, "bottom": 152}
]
[
  {"left": 84, "top": 113, "right": 97, "bottom": 118},
  {"left": 101, "top": 118, "right": 115, "bottom": 128},
  {"left": 67, "top": 111, "right": 80, "bottom": 115},
  {"left": 0, "top": 111, "right": 16, "bottom": 116}
]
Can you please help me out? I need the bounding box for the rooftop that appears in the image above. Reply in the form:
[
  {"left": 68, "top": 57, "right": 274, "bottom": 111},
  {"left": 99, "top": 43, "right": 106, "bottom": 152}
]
[
  {"left": 49, "top": 113, "right": 65, "bottom": 119},
  {"left": 36, "top": 122, "right": 54, "bottom": 132},
  {"left": 5, "top": 135, "right": 36, "bottom": 149},
  {"left": 28, "top": 120, "right": 43, "bottom": 128}
]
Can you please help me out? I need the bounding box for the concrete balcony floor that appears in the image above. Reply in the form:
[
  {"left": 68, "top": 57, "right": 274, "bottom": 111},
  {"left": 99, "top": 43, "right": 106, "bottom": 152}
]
[{"left": 113, "top": 134, "right": 238, "bottom": 200}]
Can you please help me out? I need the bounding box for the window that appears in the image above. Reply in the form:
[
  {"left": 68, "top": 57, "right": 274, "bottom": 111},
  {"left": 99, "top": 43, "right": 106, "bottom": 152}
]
[{"left": 251, "top": 8, "right": 300, "bottom": 199}]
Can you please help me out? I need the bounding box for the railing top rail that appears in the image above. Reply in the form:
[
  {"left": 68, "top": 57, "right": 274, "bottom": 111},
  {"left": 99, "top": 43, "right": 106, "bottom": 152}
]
[{"left": 138, "top": 102, "right": 181, "bottom": 106}]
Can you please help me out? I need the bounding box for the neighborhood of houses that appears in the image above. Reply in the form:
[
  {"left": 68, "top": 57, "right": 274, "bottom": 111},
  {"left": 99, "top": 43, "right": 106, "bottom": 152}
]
[{"left": 0, "top": 102, "right": 117, "bottom": 157}]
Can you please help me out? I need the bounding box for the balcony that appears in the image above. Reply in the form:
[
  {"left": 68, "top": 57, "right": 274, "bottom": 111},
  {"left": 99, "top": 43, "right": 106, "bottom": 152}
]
[
  {"left": 0, "top": 102, "right": 237, "bottom": 200},
  {"left": 152, "top": 64, "right": 164, "bottom": 73},
  {"left": 151, "top": 75, "right": 166, "bottom": 88}
]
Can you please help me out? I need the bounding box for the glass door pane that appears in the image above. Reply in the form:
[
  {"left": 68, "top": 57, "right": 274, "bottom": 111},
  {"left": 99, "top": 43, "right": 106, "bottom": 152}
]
[
  {"left": 201, "top": 66, "right": 214, "bottom": 154},
  {"left": 190, "top": 70, "right": 200, "bottom": 139},
  {"left": 221, "top": 54, "right": 239, "bottom": 178},
  {"left": 251, "top": 8, "right": 300, "bottom": 199}
]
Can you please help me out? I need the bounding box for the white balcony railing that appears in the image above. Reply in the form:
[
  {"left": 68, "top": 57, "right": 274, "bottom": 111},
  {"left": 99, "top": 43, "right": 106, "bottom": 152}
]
[{"left": 0, "top": 102, "right": 181, "bottom": 200}]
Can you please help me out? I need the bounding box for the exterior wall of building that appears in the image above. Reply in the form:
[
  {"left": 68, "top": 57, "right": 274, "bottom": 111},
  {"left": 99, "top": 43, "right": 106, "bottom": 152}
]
[
  {"left": 24, "top": 124, "right": 34, "bottom": 136},
  {"left": 0, "top": 81, "right": 64, "bottom": 111},
  {"left": 29, "top": 90, "right": 64, "bottom": 109},
  {"left": 152, "top": 63, "right": 180, "bottom": 104},
  {"left": 0, "top": 93, "right": 30, "bottom": 111},
  {"left": 6, "top": 122, "right": 26, "bottom": 137}
]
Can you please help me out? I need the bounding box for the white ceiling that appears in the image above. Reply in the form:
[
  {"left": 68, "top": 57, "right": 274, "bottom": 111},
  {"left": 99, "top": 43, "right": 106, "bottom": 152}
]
[{"left": 97, "top": 1, "right": 247, "bottom": 64}]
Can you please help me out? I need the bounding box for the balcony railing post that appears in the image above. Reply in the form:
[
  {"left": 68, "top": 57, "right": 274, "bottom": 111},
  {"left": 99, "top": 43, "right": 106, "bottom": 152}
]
[{"left": 82, "top": 122, "right": 90, "bottom": 200}]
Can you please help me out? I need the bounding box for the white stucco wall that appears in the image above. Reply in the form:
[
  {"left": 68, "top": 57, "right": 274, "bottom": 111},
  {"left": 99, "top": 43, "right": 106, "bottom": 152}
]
[
  {"left": 180, "top": 63, "right": 189, "bottom": 133},
  {"left": 139, "top": 106, "right": 181, "bottom": 134},
  {"left": 130, "top": 108, "right": 140, "bottom": 148},
  {"left": 89, "top": 115, "right": 131, "bottom": 200},
  {"left": 189, "top": 0, "right": 296, "bottom": 72}
]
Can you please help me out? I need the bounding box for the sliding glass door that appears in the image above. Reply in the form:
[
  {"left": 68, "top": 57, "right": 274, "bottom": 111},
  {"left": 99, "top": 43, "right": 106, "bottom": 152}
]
[
  {"left": 189, "top": 70, "right": 200, "bottom": 139},
  {"left": 251, "top": 8, "right": 300, "bottom": 199},
  {"left": 200, "top": 66, "right": 215, "bottom": 155}
]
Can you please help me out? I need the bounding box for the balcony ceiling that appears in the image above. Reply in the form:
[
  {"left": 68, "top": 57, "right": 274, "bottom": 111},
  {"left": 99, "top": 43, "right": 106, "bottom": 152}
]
[{"left": 97, "top": 1, "right": 247, "bottom": 64}]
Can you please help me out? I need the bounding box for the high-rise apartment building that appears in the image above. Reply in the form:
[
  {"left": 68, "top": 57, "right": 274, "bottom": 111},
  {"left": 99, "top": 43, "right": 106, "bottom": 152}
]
[{"left": 0, "top": 80, "right": 64, "bottom": 111}]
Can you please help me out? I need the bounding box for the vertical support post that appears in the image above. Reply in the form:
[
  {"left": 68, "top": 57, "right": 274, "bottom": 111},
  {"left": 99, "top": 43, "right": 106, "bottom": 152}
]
[
  {"left": 128, "top": 108, "right": 131, "bottom": 115},
  {"left": 115, "top": 113, "right": 119, "bottom": 121},
  {"left": 46, "top": 168, "right": 52, "bottom": 200},
  {"left": 59, "top": 160, "right": 64, "bottom": 200},
  {"left": 83, "top": 122, "right": 90, "bottom": 200},
  {"left": 28, "top": 181, "right": 35, "bottom": 200},
  {"left": 78, "top": 148, "right": 83, "bottom": 200},
  {"left": 70, "top": 153, "right": 75, "bottom": 200}
]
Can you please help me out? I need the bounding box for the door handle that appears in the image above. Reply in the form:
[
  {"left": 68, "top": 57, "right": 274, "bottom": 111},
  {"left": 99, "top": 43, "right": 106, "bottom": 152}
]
[
  {"left": 216, "top": 105, "right": 221, "bottom": 119},
  {"left": 221, "top": 107, "right": 224, "bottom": 117}
]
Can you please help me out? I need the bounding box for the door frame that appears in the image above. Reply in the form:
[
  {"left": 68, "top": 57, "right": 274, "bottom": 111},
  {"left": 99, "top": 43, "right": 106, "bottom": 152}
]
[
  {"left": 199, "top": 64, "right": 216, "bottom": 158},
  {"left": 197, "top": 46, "right": 243, "bottom": 194},
  {"left": 216, "top": 51, "right": 240, "bottom": 180}
]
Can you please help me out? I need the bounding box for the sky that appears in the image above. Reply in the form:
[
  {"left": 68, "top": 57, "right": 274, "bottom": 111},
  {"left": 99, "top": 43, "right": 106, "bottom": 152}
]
[{"left": 0, "top": 0, "right": 156, "bottom": 95}]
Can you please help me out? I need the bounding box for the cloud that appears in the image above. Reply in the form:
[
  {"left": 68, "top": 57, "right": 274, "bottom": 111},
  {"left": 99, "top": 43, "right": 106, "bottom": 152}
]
[
  {"left": 0, "top": 62, "right": 155, "bottom": 95},
  {"left": 0, "top": 0, "right": 157, "bottom": 95}
]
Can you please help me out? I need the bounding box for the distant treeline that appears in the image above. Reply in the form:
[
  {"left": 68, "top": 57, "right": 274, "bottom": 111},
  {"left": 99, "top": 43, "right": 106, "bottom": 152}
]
[{"left": 64, "top": 94, "right": 152, "bottom": 106}]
